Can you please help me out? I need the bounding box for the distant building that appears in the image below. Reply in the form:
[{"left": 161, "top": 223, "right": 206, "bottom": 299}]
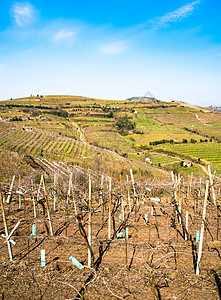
[
  {"left": 23, "top": 127, "right": 33, "bottom": 132},
  {"left": 182, "top": 161, "right": 192, "bottom": 168},
  {"left": 145, "top": 158, "right": 152, "bottom": 164},
  {"left": 39, "top": 115, "right": 46, "bottom": 120}
]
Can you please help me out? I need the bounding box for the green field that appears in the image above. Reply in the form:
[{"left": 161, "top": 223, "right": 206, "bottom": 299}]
[
  {"left": 0, "top": 95, "right": 220, "bottom": 178},
  {"left": 156, "top": 142, "right": 221, "bottom": 175}
]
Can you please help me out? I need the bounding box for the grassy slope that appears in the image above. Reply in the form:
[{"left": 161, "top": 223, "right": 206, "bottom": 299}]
[{"left": 0, "top": 95, "right": 220, "bottom": 178}]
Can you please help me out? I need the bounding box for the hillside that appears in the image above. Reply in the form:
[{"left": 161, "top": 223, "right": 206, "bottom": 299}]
[
  {"left": 0, "top": 95, "right": 221, "bottom": 179},
  {"left": 0, "top": 95, "right": 221, "bottom": 299}
]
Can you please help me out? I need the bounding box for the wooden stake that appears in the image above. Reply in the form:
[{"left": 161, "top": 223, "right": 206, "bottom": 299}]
[
  {"left": 198, "top": 178, "right": 202, "bottom": 197},
  {"left": 0, "top": 192, "right": 13, "bottom": 261},
  {"left": 178, "top": 174, "right": 181, "bottom": 199},
  {"left": 54, "top": 173, "right": 57, "bottom": 211},
  {"left": 187, "top": 175, "right": 190, "bottom": 200},
  {"left": 130, "top": 168, "right": 137, "bottom": 204},
  {"left": 108, "top": 178, "right": 111, "bottom": 239},
  {"left": 88, "top": 176, "right": 92, "bottom": 267},
  {"left": 125, "top": 227, "right": 128, "bottom": 267},
  {"left": 190, "top": 172, "right": 193, "bottom": 193},
  {"left": 42, "top": 176, "right": 53, "bottom": 236},
  {"left": 70, "top": 180, "right": 77, "bottom": 216},
  {"left": 120, "top": 174, "right": 122, "bottom": 205},
  {"left": 175, "top": 175, "right": 178, "bottom": 189},
  {"left": 119, "top": 174, "right": 125, "bottom": 220},
  {"left": 216, "top": 205, "right": 220, "bottom": 240},
  {"left": 127, "top": 175, "right": 131, "bottom": 213},
  {"left": 18, "top": 175, "right": 21, "bottom": 209},
  {"left": 67, "top": 172, "right": 73, "bottom": 205},
  {"left": 100, "top": 175, "right": 104, "bottom": 206},
  {"left": 196, "top": 180, "right": 209, "bottom": 275},
  {"left": 185, "top": 211, "right": 188, "bottom": 241},
  {"left": 178, "top": 202, "right": 181, "bottom": 225},
  {"left": 31, "top": 179, "right": 36, "bottom": 218},
  {"left": 171, "top": 171, "right": 175, "bottom": 186},
  {"left": 7, "top": 175, "right": 15, "bottom": 204},
  {"left": 37, "top": 175, "right": 43, "bottom": 202},
  {"left": 208, "top": 165, "right": 216, "bottom": 205}
]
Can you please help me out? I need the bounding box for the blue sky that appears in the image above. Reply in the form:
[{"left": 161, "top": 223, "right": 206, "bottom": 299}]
[{"left": 0, "top": 0, "right": 221, "bottom": 106}]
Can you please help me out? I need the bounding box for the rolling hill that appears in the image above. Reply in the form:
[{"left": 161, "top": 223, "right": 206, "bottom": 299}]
[{"left": 0, "top": 95, "right": 220, "bottom": 179}]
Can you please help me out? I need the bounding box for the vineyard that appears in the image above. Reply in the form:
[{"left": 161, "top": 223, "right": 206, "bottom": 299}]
[
  {"left": 0, "top": 122, "right": 130, "bottom": 175},
  {"left": 0, "top": 95, "right": 221, "bottom": 179},
  {"left": 0, "top": 166, "right": 221, "bottom": 299},
  {"left": 157, "top": 143, "right": 221, "bottom": 175},
  {"left": 0, "top": 96, "right": 221, "bottom": 299}
]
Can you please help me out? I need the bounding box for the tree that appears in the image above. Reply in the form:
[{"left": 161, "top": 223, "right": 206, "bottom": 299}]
[{"left": 116, "top": 115, "right": 136, "bottom": 136}]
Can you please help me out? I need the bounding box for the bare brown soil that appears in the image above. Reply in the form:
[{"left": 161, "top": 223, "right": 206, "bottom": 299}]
[{"left": 0, "top": 178, "right": 221, "bottom": 300}]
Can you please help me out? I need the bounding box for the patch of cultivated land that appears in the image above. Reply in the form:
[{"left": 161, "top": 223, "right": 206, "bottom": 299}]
[
  {"left": 0, "top": 171, "right": 221, "bottom": 299},
  {"left": 156, "top": 142, "right": 221, "bottom": 175},
  {"left": 0, "top": 95, "right": 221, "bottom": 178},
  {"left": 0, "top": 96, "right": 221, "bottom": 299}
]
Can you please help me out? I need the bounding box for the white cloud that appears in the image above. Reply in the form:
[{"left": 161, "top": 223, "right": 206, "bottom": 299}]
[
  {"left": 99, "top": 41, "right": 128, "bottom": 55},
  {"left": 154, "top": 1, "right": 200, "bottom": 27},
  {"left": 53, "top": 29, "right": 77, "bottom": 42},
  {"left": 12, "top": 2, "right": 36, "bottom": 26},
  {"left": 0, "top": 64, "right": 6, "bottom": 71}
]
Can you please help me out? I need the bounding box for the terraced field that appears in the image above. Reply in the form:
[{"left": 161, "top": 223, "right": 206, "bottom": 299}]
[
  {"left": 84, "top": 126, "right": 135, "bottom": 154},
  {"left": 0, "top": 122, "right": 163, "bottom": 178},
  {"left": 156, "top": 142, "right": 221, "bottom": 174},
  {"left": 148, "top": 153, "right": 180, "bottom": 166},
  {"left": 0, "top": 95, "right": 220, "bottom": 178}
]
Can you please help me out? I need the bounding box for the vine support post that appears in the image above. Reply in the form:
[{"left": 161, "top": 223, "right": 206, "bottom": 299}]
[
  {"left": 67, "top": 172, "right": 73, "bottom": 205},
  {"left": 125, "top": 227, "right": 128, "bottom": 267},
  {"left": 127, "top": 175, "right": 131, "bottom": 213},
  {"left": 171, "top": 171, "right": 175, "bottom": 187},
  {"left": 70, "top": 180, "right": 77, "bottom": 216},
  {"left": 100, "top": 175, "right": 104, "bottom": 206},
  {"left": 185, "top": 211, "right": 188, "bottom": 241},
  {"left": 108, "top": 178, "right": 111, "bottom": 239},
  {"left": 190, "top": 172, "right": 193, "bottom": 193},
  {"left": 187, "top": 175, "right": 190, "bottom": 201},
  {"left": 7, "top": 175, "right": 15, "bottom": 204},
  {"left": 0, "top": 192, "right": 13, "bottom": 261},
  {"left": 198, "top": 178, "right": 202, "bottom": 197},
  {"left": 42, "top": 176, "right": 53, "bottom": 236},
  {"left": 130, "top": 168, "right": 137, "bottom": 204},
  {"left": 37, "top": 175, "right": 43, "bottom": 202},
  {"left": 54, "top": 173, "right": 57, "bottom": 211},
  {"left": 88, "top": 175, "right": 92, "bottom": 267},
  {"left": 18, "top": 175, "right": 21, "bottom": 209},
  {"left": 31, "top": 179, "right": 36, "bottom": 218},
  {"left": 208, "top": 165, "right": 216, "bottom": 205},
  {"left": 196, "top": 180, "right": 209, "bottom": 275}
]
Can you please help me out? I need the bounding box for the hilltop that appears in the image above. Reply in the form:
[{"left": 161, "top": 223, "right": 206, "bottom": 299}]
[{"left": 0, "top": 95, "right": 220, "bottom": 180}]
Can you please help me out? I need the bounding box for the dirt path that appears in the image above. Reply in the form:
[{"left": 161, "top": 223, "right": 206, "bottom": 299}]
[
  {"left": 151, "top": 151, "right": 211, "bottom": 177},
  {"left": 71, "top": 121, "right": 132, "bottom": 164},
  {"left": 71, "top": 121, "right": 86, "bottom": 143},
  {"left": 194, "top": 114, "right": 212, "bottom": 127}
]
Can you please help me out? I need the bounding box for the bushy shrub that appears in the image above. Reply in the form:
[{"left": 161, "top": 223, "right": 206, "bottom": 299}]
[
  {"left": 116, "top": 115, "right": 136, "bottom": 136},
  {"left": 10, "top": 116, "right": 22, "bottom": 121}
]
